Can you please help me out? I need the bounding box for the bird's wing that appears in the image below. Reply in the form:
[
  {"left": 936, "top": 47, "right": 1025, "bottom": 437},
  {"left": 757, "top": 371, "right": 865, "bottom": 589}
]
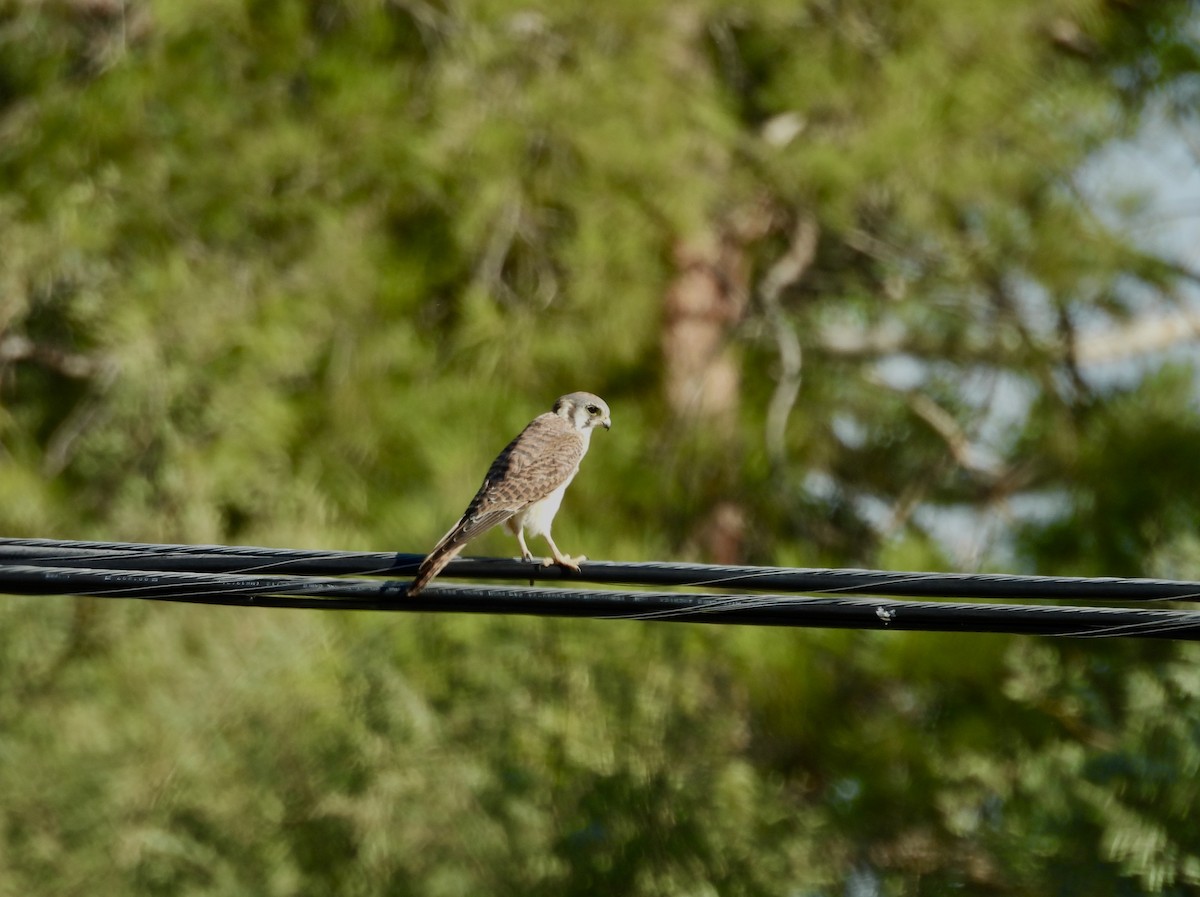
[{"left": 455, "top": 413, "right": 585, "bottom": 543}]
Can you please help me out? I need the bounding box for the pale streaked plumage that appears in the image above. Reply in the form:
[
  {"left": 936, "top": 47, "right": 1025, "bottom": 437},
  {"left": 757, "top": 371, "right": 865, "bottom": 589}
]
[{"left": 407, "top": 392, "right": 612, "bottom": 595}]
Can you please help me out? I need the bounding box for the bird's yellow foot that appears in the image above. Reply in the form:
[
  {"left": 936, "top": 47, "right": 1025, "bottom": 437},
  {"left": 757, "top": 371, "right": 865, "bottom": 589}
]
[{"left": 543, "top": 554, "right": 585, "bottom": 572}]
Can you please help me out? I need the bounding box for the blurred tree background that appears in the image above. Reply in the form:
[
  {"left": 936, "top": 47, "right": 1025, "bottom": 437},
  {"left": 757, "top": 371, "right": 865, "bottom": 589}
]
[{"left": 2, "top": 0, "right": 1200, "bottom": 893}]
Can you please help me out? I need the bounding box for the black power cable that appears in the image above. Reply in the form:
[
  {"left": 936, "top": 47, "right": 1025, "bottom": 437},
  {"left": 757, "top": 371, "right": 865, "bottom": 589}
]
[
  {"left": 3, "top": 537, "right": 1200, "bottom": 602},
  {"left": 2, "top": 537, "right": 1200, "bottom": 640},
  {"left": 1, "top": 563, "right": 1199, "bottom": 639}
]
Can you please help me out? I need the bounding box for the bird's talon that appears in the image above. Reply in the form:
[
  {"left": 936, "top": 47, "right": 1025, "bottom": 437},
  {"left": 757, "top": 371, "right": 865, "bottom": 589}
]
[{"left": 550, "top": 555, "right": 583, "bottom": 573}]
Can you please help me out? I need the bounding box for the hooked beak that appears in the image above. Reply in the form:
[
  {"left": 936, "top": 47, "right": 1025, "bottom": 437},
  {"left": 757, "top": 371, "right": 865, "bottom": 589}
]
[{"left": 602, "top": 416, "right": 611, "bottom": 430}]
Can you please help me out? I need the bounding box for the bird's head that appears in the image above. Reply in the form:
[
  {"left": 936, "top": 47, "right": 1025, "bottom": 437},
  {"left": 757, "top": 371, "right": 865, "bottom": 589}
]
[{"left": 554, "top": 392, "right": 612, "bottom": 432}]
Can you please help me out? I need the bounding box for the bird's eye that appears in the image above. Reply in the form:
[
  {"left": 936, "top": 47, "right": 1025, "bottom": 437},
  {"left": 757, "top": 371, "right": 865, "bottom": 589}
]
[{"left": 586, "top": 404, "right": 600, "bottom": 415}]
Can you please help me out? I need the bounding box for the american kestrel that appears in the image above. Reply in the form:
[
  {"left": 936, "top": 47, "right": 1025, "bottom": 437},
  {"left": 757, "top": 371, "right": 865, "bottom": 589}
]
[{"left": 406, "top": 392, "right": 612, "bottom": 595}]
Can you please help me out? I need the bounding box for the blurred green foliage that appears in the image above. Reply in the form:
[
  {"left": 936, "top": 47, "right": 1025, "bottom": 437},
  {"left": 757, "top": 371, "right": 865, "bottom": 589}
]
[{"left": 2, "top": 0, "right": 1200, "bottom": 893}]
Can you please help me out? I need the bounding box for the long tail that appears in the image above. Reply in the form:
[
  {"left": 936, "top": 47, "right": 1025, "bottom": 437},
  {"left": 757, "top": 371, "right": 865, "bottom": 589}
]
[
  {"left": 407, "top": 503, "right": 516, "bottom": 596},
  {"left": 406, "top": 531, "right": 467, "bottom": 596}
]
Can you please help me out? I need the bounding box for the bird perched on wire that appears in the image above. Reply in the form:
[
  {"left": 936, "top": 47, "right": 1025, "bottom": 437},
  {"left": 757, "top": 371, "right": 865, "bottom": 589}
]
[{"left": 406, "top": 392, "right": 612, "bottom": 596}]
